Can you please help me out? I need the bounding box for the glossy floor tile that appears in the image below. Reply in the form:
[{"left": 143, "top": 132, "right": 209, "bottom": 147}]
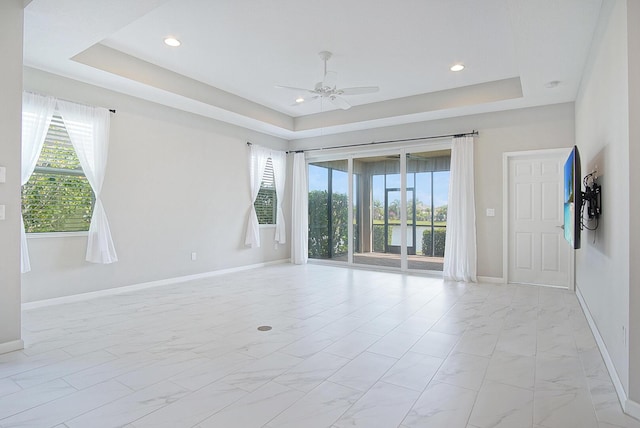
[{"left": 1, "top": 264, "right": 637, "bottom": 428}]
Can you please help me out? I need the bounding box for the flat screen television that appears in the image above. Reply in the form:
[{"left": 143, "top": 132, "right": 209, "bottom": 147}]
[{"left": 563, "top": 145, "right": 582, "bottom": 249}]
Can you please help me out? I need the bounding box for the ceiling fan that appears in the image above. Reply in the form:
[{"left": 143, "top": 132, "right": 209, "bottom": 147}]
[{"left": 276, "top": 51, "right": 379, "bottom": 110}]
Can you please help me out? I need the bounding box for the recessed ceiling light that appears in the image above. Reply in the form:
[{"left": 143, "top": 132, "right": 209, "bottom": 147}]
[
  {"left": 450, "top": 64, "right": 465, "bottom": 72},
  {"left": 295, "top": 97, "right": 305, "bottom": 103},
  {"left": 164, "top": 37, "right": 181, "bottom": 47}
]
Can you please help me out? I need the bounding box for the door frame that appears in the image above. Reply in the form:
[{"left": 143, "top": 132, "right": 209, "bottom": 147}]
[
  {"left": 502, "top": 148, "right": 575, "bottom": 290},
  {"left": 385, "top": 187, "right": 416, "bottom": 255}
]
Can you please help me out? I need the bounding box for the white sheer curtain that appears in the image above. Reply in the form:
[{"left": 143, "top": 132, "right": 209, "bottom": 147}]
[
  {"left": 271, "top": 150, "right": 287, "bottom": 245},
  {"left": 443, "top": 136, "right": 477, "bottom": 282},
  {"left": 57, "top": 100, "right": 118, "bottom": 264},
  {"left": 20, "top": 92, "right": 56, "bottom": 273},
  {"left": 245, "top": 144, "right": 271, "bottom": 248},
  {"left": 291, "top": 152, "right": 308, "bottom": 264}
]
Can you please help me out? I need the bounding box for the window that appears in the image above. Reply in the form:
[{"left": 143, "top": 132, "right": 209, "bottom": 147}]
[
  {"left": 254, "top": 157, "right": 277, "bottom": 225},
  {"left": 21, "top": 115, "right": 94, "bottom": 233}
]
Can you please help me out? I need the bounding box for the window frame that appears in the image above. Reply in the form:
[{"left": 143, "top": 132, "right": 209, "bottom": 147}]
[
  {"left": 22, "top": 114, "right": 95, "bottom": 236},
  {"left": 254, "top": 157, "right": 277, "bottom": 226}
]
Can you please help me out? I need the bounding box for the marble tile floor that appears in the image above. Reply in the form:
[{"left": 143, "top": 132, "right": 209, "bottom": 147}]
[{"left": 1, "top": 264, "right": 638, "bottom": 428}]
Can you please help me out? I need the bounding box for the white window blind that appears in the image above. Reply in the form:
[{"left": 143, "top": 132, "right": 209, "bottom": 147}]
[
  {"left": 21, "top": 114, "right": 95, "bottom": 233},
  {"left": 254, "top": 157, "right": 277, "bottom": 224}
]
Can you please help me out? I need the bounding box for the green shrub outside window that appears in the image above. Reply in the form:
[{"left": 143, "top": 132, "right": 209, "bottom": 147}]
[{"left": 22, "top": 115, "right": 94, "bottom": 233}]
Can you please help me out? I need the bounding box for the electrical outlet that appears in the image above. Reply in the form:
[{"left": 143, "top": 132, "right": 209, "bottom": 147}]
[{"left": 191, "top": 252, "right": 197, "bottom": 261}]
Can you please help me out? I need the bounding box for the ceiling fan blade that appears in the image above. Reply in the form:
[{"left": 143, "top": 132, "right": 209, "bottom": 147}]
[
  {"left": 323, "top": 71, "right": 338, "bottom": 88},
  {"left": 340, "top": 86, "right": 380, "bottom": 95},
  {"left": 329, "top": 95, "right": 351, "bottom": 110},
  {"left": 275, "top": 85, "right": 315, "bottom": 94}
]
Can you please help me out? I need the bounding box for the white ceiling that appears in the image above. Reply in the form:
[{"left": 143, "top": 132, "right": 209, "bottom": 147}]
[{"left": 23, "top": 0, "right": 603, "bottom": 139}]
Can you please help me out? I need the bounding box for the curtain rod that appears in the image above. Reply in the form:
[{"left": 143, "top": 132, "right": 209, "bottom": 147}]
[
  {"left": 54, "top": 94, "right": 116, "bottom": 114},
  {"left": 54, "top": 96, "right": 116, "bottom": 114},
  {"left": 25, "top": 91, "right": 116, "bottom": 114},
  {"left": 51, "top": 96, "right": 116, "bottom": 114},
  {"left": 285, "top": 130, "right": 478, "bottom": 154}
]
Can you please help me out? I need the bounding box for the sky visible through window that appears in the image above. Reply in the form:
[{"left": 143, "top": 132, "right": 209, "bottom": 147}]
[{"left": 309, "top": 165, "right": 449, "bottom": 208}]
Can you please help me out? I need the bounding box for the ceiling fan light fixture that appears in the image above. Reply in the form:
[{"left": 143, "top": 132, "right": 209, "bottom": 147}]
[
  {"left": 450, "top": 63, "right": 465, "bottom": 72},
  {"left": 163, "top": 37, "right": 181, "bottom": 47}
]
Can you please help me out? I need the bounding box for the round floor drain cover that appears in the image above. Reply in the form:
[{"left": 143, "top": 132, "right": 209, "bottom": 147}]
[{"left": 257, "top": 326, "right": 272, "bottom": 331}]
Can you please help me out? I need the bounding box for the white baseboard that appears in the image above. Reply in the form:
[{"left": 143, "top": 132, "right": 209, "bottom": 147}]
[
  {"left": 22, "top": 259, "right": 290, "bottom": 310},
  {"left": 308, "top": 259, "right": 445, "bottom": 277},
  {"left": 625, "top": 398, "right": 640, "bottom": 421},
  {"left": 575, "top": 287, "right": 636, "bottom": 419},
  {"left": 477, "top": 276, "right": 504, "bottom": 284},
  {"left": 0, "top": 339, "right": 24, "bottom": 355}
]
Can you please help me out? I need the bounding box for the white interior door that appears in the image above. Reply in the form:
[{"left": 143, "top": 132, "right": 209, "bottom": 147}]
[{"left": 507, "top": 151, "right": 570, "bottom": 287}]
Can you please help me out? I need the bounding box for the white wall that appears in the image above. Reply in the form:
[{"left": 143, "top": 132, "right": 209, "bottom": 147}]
[
  {"left": 626, "top": 0, "right": 640, "bottom": 407},
  {"left": 22, "top": 68, "right": 290, "bottom": 302},
  {"left": 0, "top": 0, "right": 24, "bottom": 353},
  {"left": 20, "top": 71, "right": 574, "bottom": 300},
  {"left": 575, "top": 0, "right": 630, "bottom": 397},
  {"left": 291, "top": 102, "right": 575, "bottom": 279}
]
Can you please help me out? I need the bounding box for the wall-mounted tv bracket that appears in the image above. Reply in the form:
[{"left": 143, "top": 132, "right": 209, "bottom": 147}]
[{"left": 581, "top": 171, "right": 601, "bottom": 230}]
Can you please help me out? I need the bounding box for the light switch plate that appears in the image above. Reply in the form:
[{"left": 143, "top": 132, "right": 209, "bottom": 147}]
[
  {"left": 486, "top": 208, "right": 495, "bottom": 217},
  {"left": 0, "top": 167, "right": 6, "bottom": 183},
  {"left": 0, "top": 205, "right": 5, "bottom": 220}
]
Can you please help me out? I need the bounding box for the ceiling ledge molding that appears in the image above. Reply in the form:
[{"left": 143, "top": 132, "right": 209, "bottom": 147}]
[
  {"left": 73, "top": 43, "right": 295, "bottom": 132},
  {"left": 294, "top": 77, "right": 523, "bottom": 131}
]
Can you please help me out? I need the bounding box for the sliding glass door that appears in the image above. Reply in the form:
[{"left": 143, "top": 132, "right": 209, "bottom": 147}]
[
  {"left": 308, "top": 147, "right": 450, "bottom": 272},
  {"left": 406, "top": 151, "right": 450, "bottom": 270},
  {"left": 354, "top": 155, "right": 402, "bottom": 268},
  {"left": 308, "top": 160, "right": 349, "bottom": 260}
]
